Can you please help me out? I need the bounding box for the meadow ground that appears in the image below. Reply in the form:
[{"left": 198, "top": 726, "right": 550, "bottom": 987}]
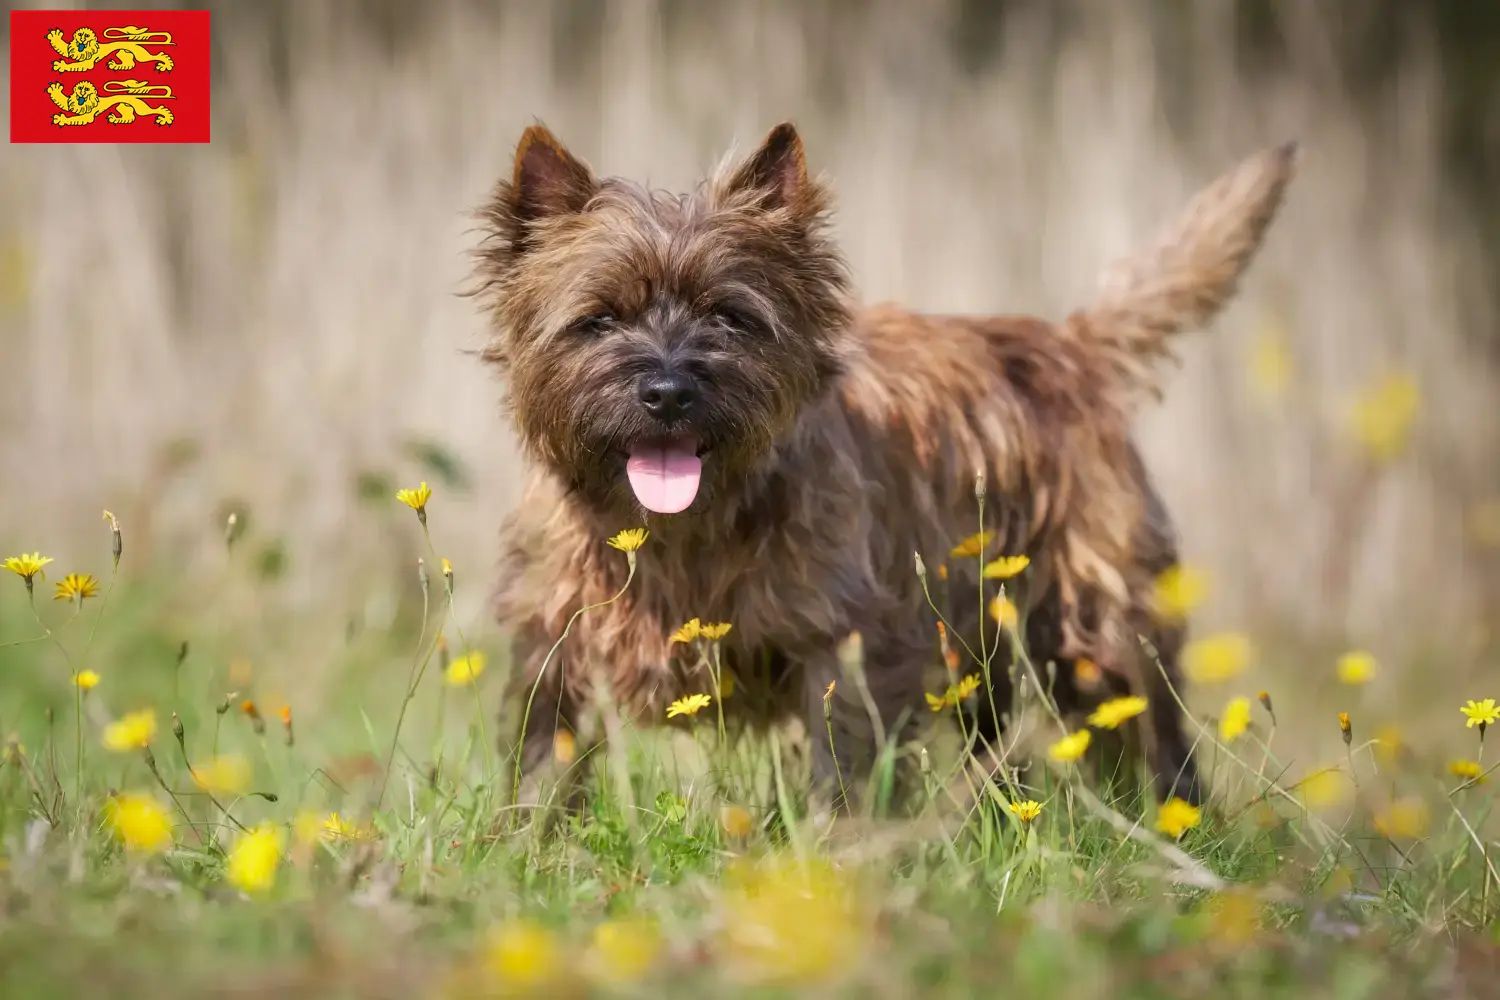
[{"left": 1, "top": 492, "right": 1498, "bottom": 1000}]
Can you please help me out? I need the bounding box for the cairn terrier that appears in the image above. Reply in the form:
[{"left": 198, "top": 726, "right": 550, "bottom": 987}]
[{"left": 472, "top": 121, "right": 1296, "bottom": 811}]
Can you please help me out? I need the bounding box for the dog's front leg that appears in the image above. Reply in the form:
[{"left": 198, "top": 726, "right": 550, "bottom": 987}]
[{"left": 799, "top": 629, "right": 929, "bottom": 817}]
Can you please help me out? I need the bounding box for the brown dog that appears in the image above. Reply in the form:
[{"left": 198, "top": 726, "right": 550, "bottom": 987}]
[{"left": 472, "top": 122, "right": 1296, "bottom": 811}]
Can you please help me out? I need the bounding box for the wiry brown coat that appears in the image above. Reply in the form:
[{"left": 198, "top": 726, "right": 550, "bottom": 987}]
[{"left": 472, "top": 123, "right": 1297, "bottom": 807}]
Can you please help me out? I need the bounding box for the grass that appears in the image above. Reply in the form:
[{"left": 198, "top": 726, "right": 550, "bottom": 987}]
[{"left": 1, "top": 493, "right": 1498, "bottom": 1000}]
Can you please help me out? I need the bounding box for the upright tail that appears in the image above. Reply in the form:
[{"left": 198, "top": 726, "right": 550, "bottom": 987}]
[{"left": 1069, "top": 141, "right": 1300, "bottom": 398}]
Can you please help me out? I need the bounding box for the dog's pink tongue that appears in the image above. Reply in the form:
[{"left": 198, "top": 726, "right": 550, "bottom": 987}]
[{"left": 625, "top": 444, "right": 703, "bottom": 514}]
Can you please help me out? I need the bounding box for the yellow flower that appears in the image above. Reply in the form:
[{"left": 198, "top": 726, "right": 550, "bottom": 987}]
[
  {"left": 1155, "top": 797, "right": 1201, "bottom": 838},
  {"left": 191, "top": 754, "right": 252, "bottom": 796},
  {"left": 949, "top": 531, "right": 993, "bottom": 559},
  {"left": 1086, "top": 695, "right": 1148, "bottom": 730},
  {"left": 606, "top": 528, "right": 649, "bottom": 552},
  {"left": 669, "top": 618, "right": 702, "bottom": 644},
  {"left": 1006, "top": 799, "right": 1043, "bottom": 824},
  {"left": 1338, "top": 712, "right": 1352, "bottom": 744},
  {"left": 444, "top": 650, "right": 486, "bottom": 686},
  {"left": 699, "top": 621, "right": 733, "bottom": 641},
  {"left": 1074, "top": 658, "right": 1104, "bottom": 688},
  {"left": 667, "top": 693, "right": 712, "bottom": 719},
  {"left": 1048, "top": 729, "right": 1092, "bottom": 763},
  {"left": 2, "top": 552, "right": 52, "bottom": 583},
  {"left": 101, "top": 708, "right": 157, "bottom": 752},
  {"left": 485, "top": 921, "right": 563, "bottom": 989},
  {"left": 1460, "top": 698, "right": 1500, "bottom": 729},
  {"left": 721, "top": 858, "right": 863, "bottom": 985},
  {"left": 1183, "top": 632, "right": 1252, "bottom": 684},
  {"left": 1248, "top": 318, "right": 1294, "bottom": 400},
  {"left": 1151, "top": 565, "right": 1206, "bottom": 622},
  {"left": 104, "top": 792, "right": 173, "bottom": 854},
  {"left": 587, "top": 917, "right": 662, "bottom": 985},
  {"left": 395, "top": 481, "right": 432, "bottom": 512},
  {"left": 1348, "top": 371, "right": 1420, "bottom": 464},
  {"left": 720, "top": 804, "right": 754, "bottom": 839},
  {"left": 989, "top": 596, "right": 1019, "bottom": 629},
  {"left": 53, "top": 573, "right": 100, "bottom": 602},
  {"left": 1336, "top": 650, "right": 1376, "bottom": 686},
  {"left": 226, "top": 822, "right": 284, "bottom": 895},
  {"left": 927, "top": 674, "right": 982, "bottom": 712},
  {"left": 1296, "top": 766, "right": 1349, "bottom": 809},
  {"left": 553, "top": 730, "right": 577, "bottom": 765},
  {"left": 320, "top": 811, "right": 369, "bottom": 842},
  {"left": 73, "top": 669, "right": 100, "bottom": 691},
  {"left": 1219, "top": 697, "right": 1251, "bottom": 743},
  {"left": 1448, "top": 759, "right": 1486, "bottom": 785},
  {"left": 981, "top": 554, "right": 1030, "bottom": 580},
  {"left": 1373, "top": 797, "right": 1430, "bottom": 840}
]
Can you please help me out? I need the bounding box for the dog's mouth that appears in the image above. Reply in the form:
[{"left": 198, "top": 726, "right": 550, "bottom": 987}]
[{"left": 623, "top": 436, "right": 711, "bottom": 514}]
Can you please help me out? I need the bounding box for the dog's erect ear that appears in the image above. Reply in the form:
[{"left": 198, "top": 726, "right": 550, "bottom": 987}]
[
  {"left": 726, "top": 122, "right": 808, "bottom": 209},
  {"left": 510, "top": 124, "right": 597, "bottom": 222}
]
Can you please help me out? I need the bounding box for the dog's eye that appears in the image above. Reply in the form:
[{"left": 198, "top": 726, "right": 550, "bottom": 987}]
[
  {"left": 571, "top": 313, "right": 615, "bottom": 336},
  {"left": 713, "top": 306, "right": 764, "bottom": 336}
]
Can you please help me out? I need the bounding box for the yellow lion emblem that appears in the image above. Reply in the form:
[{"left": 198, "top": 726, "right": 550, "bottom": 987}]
[
  {"left": 48, "top": 80, "right": 175, "bottom": 128},
  {"left": 47, "top": 26, "right": 175, "bottom": 73}
]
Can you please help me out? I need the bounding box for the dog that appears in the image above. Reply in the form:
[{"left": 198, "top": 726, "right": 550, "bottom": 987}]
[{"left": 471, "top": 121, "right": 1296, "bottom": 812}]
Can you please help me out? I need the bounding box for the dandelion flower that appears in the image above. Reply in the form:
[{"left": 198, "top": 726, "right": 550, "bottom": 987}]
[
  {"left": 240, "top": 700, "right": 265, "bottom": 735},
  {"left": 1074, "top": 658, "right": 1104, "bottom": 689},
  {"left": 1248, "top": 319, "right": 1294, "bottom": 400},
  {"left": 981, "top": 555, "right": 1030, "bottom": 580},
  {"left": 1449, "top": 759, "right": 1486, "bottom": 785},
  {"left": 699, "top": 621, "right": 733, "bottom": 641},
  {"left": 1257, "top": 689, "right": 1275, "bottom": 721},
  {"left": 1296, "top": 766, "right": 1349, "bottom": 809},
  {"left": 1087, "top": 695, "right": 1148, "bottom": 730},
  {"left": 1336, "top": 650, "right": 1376, "bottom": 686},
  {"left": 949, "top": 531, "right": 993, "bottom": 559},
  {"left": 102, "top": 708, "right": 157, "bottom": 752},
  {"left": 1048, "top": 729, "right": 1092, "bottom": 763},
  {"left": 1006, "top": 799, "right": 1043, "bottom": 824},
  {"left": 1219, "top": 696, "right": 1251, "bottom": 743},
  {"left": 1151, "top": 565, "right": 1206, "bottom": 622},
  {"left": 720, "top": 804, "right": 754, "bottom": 839},
  {"left": 226, "top": 822, "right": 284, "bottom": 895},
  {"left": 320, "top": 812, "right": 369, "bottom": 842},
  {"left": 104, "top": 792, "right": 173, "bottom": 854},
  {"left": 486, "top": 921, "right": 563, "bottom": 989},
  {"left": 395, "top": 481, "right": 432, "bottom": 512},
  {"left": 191, "top": 754, "right": 252, "bottom": 796},
  {"left": 667, "top": 693, "right": 712, "bottom": 719},
  {"left": 2, "top": 552, "right": 52, "bottom": 585},
  {"left": 1460, "top": 698, "right": 1500, "bottom": 730},
  {"left": 444, "top": 650, "right": 486, "bottom": 686},
  {"left": 1183, "top": 632, "right": 1252, "bottom": 684},
  {"left": 1373, "top": 797, "right": 1430, "bottom": 839},
  {"left": 1155, "top": 797, "right": 1201, "bottom": 838},
  {"left": 989, "top": 596, "right": 1019, "bottom": 629},
  {"left": 53, "top": 573, "right": 100, "bottom": 603},
  {"left": 721, "top": 858, "right": 862, "bottom": 986},
  {"left": 553, "top": 730, "right": 577, "bottom": 765},
  {"left": 606, "top": 528, "right": 648, "bottom": 552},
  {"left": 587, "top": 917, "right": 662, "bottom": 985},
  {"left": 670, "top": 618, "right": 702, "bottom": 644},
  {"left": 1348, "top": 372, "right": 1420, "bottom": 464},
  {"left": 73, "top": 669, "right": 100, "bottom": 692},
  {"left": 927, "top": 674, "right": 982, "bottom": 711},
  {"left": 1338, "top": 712, "right": 1352, "bottom": 745}
]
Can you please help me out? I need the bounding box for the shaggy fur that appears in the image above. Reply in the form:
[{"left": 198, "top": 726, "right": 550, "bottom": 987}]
[{"left": 472, "top": 122, "right": 1297, "bottom": 809}]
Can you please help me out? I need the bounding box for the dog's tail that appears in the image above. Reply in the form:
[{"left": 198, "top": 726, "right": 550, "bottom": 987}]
[{"left": 1068, "top": 141, "right": 1300, "bottom": 398}]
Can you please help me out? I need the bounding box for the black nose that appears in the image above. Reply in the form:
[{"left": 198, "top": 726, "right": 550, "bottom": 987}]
[{"left": 637, "top": 372, "right": 699, "bottom": 424}]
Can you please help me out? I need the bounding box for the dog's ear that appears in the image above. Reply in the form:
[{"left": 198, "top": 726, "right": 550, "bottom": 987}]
[
  {"left": 726, "top": 122, "right": 808, "bottom": 210},
  {"left": 510, "top": 123, "right": 597, "bottom": 223}
]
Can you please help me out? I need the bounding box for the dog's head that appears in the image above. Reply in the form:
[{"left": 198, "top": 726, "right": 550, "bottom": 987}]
[{"left": 474, "top": 122, "right": 851, "bottom": 517}]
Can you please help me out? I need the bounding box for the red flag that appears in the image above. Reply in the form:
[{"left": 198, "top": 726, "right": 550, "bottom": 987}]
[{"left": 9, "top": 9, "right": 211, "bottom": 143}]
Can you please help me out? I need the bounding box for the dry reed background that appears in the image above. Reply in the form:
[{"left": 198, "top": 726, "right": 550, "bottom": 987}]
[{"left": 1, "top": 0, "right": 1496, "bottom": 744}]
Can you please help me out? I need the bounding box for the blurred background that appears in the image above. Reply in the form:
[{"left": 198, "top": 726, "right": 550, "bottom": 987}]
[{"left": 1, "top": 0, "right": 1497, "bottom": 759}]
